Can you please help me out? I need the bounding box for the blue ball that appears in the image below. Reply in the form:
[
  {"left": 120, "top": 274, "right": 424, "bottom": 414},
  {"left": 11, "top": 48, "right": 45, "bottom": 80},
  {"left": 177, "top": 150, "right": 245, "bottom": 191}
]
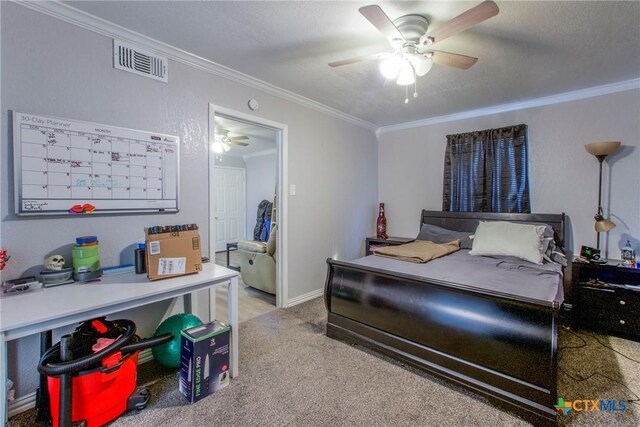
[{"left": 152, "top": 313, "right": 203, "bottom": 368}]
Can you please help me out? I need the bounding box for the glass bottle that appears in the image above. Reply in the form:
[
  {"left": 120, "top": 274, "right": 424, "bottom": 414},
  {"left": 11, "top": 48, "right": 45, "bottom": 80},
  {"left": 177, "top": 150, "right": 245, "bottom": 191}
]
[
  {"left": 621, "top": 240, "right": 636, "bottom": 268},
  {"left": 376, "top": 203, "right": 388, "bottom": 240}
]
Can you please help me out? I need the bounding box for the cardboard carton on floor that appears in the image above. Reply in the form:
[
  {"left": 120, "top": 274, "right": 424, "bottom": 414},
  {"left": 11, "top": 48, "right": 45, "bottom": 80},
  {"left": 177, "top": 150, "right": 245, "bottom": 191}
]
[
  {"left": 179, "top": 321, "right": 230, "bottom": 403},
  {"left": 145, "top": 228, "right": 201, "bottom": 281}
]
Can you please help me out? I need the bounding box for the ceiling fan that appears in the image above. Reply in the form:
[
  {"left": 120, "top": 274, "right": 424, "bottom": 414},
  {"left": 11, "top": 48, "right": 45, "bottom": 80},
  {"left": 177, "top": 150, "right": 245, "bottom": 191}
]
[
  {"left": 212, "top": 129, "right": 250, "bottom": 154},
  {"left": 212, "top": 129, "right": 250, "bottom": 160},
  {"left": 329, "top": 1, "right": 499, "bottom": 101}
]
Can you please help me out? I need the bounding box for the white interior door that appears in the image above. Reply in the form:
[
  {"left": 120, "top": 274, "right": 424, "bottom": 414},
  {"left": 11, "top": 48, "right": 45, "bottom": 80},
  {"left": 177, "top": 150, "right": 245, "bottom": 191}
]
[{"left": 214, "top": 167, "right": 246, "bottom": 252}]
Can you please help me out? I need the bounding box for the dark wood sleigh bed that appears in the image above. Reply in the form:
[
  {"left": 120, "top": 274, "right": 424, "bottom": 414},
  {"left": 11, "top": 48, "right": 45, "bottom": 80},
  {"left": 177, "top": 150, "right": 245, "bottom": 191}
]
[{"left": 324, "top": 210, "right": 566, "bottom": 426}]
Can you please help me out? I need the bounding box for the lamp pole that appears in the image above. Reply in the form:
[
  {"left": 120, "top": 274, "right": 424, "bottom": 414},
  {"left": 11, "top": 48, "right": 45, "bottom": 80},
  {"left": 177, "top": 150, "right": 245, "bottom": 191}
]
[{"left": 595, "top": 155, "right": 605, "bottom": 251}]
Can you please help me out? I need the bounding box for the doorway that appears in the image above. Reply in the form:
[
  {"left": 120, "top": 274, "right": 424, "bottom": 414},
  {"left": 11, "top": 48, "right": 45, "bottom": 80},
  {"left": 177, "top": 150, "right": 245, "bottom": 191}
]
[{"left": 208, "top": 103, "right": 288, "bottom": 322}]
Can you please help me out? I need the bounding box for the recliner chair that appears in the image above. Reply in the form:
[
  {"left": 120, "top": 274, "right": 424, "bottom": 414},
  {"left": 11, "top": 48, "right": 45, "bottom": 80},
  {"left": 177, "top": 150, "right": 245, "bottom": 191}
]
[{"left": 237, "top": 223, "right": 276, "bottom": 294}]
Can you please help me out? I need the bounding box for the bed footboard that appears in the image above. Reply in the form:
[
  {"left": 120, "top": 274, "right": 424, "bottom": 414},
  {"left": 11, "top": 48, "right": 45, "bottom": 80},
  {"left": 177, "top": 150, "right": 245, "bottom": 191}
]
[{"left": 325, "top": 258, "right": 559, "bottom": 426}]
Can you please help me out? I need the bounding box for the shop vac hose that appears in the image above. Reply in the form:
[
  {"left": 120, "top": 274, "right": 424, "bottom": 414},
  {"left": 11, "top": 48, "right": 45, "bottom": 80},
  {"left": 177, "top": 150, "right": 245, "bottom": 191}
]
[
  {"left": 38, "top": 320, "right": 137, "bottom": 377},
  {"left": 119, "top": 333, "right": 173, "bottom": 355}
]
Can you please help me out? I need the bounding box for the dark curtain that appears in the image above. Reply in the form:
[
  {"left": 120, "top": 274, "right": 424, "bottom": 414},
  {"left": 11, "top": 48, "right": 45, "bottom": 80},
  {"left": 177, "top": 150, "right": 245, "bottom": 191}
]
[{"left": 442, "top": 124, "right": 530, "bottom": 213}]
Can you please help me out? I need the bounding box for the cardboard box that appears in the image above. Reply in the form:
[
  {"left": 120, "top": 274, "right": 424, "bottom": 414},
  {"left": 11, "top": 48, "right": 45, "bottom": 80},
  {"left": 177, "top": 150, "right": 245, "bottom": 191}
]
[
  {"left": 145, "top": 228, "right": 202, "bottom": 281},
  {"left": 179, "top": 321, "right": 230, "bottom": 403}
]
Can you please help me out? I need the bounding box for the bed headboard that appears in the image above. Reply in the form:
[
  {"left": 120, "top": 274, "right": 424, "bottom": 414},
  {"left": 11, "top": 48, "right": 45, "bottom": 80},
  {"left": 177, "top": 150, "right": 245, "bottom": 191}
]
[{"left": 420, "top": 210, "right": 566, "bottom": 249}]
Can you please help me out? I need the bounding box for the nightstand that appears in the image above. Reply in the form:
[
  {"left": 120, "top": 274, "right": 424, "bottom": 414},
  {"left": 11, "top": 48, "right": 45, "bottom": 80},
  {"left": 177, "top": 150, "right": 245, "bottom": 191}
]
[
  {"left": 571, "top": 259, "right": 640, "bottom": 341},
  {"left": 365, "top": 236, "right": 415, "bottom": 256}
]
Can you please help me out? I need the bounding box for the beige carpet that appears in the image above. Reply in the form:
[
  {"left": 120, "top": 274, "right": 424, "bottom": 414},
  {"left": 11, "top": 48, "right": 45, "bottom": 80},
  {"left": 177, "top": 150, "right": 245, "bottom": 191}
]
[{"left": 9, "top": 298, "right": 640, "bottom": 426}]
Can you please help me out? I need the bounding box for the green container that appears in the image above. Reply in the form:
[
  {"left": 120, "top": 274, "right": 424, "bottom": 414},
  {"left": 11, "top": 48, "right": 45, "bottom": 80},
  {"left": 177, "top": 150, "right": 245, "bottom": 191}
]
[{"left": 72, "top": 244, "right": 100, "bottom": 274}]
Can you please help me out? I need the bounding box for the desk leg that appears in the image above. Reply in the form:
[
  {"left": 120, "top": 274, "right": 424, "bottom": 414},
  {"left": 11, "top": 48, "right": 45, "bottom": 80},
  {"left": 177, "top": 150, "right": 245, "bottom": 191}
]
[
  {"left": 183, "top": 293, "right": 193, "bottom": 314},
  {"left": 1, "top": 333, "right": 8, "bottom": 424},
  {"left": 208, "top": 287, "right": 217, "bottom": 323},
  {"left": 228, "top": 276, "right": 239, "bottom": 378}
]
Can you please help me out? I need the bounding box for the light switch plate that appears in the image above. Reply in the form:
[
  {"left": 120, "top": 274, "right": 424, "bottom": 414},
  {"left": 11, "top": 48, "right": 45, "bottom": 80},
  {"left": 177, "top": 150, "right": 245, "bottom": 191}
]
[{"left": 289, "top": 184, "right": 296, "bottom": 196}]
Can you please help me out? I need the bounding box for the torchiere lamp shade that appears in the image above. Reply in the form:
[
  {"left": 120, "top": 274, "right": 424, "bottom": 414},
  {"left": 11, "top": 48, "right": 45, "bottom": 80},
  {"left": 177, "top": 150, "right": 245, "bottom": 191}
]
[{"left": 585, "top": 140, "right": 621, "bottom": 156}]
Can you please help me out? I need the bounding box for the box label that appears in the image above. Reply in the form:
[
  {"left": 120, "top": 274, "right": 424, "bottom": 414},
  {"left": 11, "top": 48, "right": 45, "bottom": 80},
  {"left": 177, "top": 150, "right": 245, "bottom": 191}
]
[
  {"left": 149, "top": 241, "right": 161, "bottom": 255},
  {"left": 158, "top": 257, "right": 186, "bottom": 275}
]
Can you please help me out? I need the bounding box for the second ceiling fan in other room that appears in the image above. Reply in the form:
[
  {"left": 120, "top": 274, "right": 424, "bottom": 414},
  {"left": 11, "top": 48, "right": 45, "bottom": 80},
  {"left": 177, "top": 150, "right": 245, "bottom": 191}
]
[
  {"left": 329, "top": 1, "right": 499, "bottom": 102},
  {"left": 213, "top": 129, "right": 250, "bottom": 154}
]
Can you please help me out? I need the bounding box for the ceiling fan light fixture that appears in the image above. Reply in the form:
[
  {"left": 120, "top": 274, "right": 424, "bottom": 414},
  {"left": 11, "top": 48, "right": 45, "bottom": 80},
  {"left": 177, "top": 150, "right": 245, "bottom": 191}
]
[
  {"left": 212, "top": 141, "right": 224, "bottom": 154},
  {"left": 330, "top": 3, "right": 500, "bottom": 104},
  {"left": 409, "top": 55, "right": 433, "bottom": 77},
  {"left": 396, "top": 61, "right": 415, "bottom": 85},
  {"left": 380, "top": 55, "right": 403, "bottom": 79}
]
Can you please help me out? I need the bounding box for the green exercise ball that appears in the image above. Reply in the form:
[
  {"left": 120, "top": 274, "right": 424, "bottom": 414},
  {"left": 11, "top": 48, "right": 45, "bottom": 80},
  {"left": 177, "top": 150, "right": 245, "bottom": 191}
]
[{"left": 152, "top": 313, "right": 203, "bottom": 368}]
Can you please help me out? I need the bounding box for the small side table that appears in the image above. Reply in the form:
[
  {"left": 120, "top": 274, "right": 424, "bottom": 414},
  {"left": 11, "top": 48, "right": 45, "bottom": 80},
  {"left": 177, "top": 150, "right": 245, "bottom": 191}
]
[
  {"left": 226, "top": 242, "right": 240, "bottom": 272},
  {"left": 365, "top": 236, "right": 415, "bottom": 256}
]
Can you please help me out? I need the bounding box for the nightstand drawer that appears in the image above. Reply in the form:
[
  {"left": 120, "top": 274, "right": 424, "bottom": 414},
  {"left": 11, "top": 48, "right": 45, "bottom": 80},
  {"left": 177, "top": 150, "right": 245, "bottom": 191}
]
[
  {"left": 579, "top": 286, "right": 640, "bottom": 309},
  {"left": 592, "top": 314, "right": 640, "bottom": 335}
]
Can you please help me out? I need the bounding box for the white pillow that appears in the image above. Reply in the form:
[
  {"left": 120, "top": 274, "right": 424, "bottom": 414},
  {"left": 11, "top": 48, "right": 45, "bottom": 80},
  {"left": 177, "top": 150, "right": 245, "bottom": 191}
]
[{"left": 469, "top": 221, "right": 545, "bottom": 265}]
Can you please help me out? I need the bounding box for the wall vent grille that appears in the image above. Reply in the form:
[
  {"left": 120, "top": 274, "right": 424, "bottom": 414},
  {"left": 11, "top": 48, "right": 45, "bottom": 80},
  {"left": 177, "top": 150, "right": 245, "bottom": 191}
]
[{"left": 113, "top": 40, "right": 168, "bottom": 82}]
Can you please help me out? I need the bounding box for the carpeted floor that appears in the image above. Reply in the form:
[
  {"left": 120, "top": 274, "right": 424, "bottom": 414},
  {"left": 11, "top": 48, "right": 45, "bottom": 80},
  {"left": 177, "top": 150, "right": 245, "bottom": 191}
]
[{"left": 9, "top": 298, "right": 640, "bottom": 426}]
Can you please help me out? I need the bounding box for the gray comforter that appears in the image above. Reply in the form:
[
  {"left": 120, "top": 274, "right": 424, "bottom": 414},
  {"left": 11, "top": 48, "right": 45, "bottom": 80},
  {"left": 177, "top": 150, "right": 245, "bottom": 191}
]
[{"left": 350, "top": 249, "right": 564, "bottom": 306}]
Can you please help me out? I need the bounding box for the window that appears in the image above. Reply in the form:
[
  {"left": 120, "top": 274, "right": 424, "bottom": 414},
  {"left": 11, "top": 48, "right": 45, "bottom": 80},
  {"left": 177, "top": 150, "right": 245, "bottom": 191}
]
[{"left": 442, "top": 124, "right": 530, "bottom": 213}]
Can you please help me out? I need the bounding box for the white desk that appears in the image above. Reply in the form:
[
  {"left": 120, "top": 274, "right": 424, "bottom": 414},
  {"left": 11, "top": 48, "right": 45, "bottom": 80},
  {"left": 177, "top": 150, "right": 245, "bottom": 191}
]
[{"left": 0, "top": 263, "right": 239, "bottom": 423}]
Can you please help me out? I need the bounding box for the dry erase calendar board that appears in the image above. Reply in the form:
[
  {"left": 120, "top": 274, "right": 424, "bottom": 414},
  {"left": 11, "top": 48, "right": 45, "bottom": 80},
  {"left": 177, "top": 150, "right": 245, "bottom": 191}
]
[{"left": 13, "top": 111, "right": 180, "bottom": 215}]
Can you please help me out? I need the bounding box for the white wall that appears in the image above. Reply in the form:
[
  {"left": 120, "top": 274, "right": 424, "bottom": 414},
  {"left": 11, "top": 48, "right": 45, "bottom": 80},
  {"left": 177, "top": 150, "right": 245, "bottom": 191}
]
[
  {"left": 1, "top": 2, "right": 377, "bottom": 398},
  {"left": 378, "top": 89, "right": 640, "bottom": 258},
  {"left": 245, "top": 152, "right": 277, "bottom": 239},
  {"left": 214, "top": 155, "right": 246, "bottom": 169}
]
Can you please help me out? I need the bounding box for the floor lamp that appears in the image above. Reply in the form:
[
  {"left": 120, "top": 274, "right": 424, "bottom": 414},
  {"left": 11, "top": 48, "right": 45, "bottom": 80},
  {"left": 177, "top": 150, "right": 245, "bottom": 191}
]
[{"left": 585, "top": 140, "right": 621, "bottom": 251}]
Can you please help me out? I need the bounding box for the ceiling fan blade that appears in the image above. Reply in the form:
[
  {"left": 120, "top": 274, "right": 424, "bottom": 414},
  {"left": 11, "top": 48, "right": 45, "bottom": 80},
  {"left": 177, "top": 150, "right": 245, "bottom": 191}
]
[
  {"left": 426, "top": 1, "right": 499, "bottom": 44},
  {"left": 329, "top": 52, "right": 391, "bottom": 68},
  {"left": 359, "top": 5, "right": 405, "bottom": 44},
  {"left": 228, "top": 140, "right": 249, "bottom": 147},
  {"left": 429, "top": 50, "right": 478, "bottom": 70},
  {"left": 228, "top": 136, "right": 249, "bottom": 141}
]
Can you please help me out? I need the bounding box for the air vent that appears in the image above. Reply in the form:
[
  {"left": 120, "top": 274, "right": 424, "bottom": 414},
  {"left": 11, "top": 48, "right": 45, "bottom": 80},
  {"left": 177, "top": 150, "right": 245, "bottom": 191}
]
[{"left": 113, "top": 40, "right": 168, "bottom": 82}]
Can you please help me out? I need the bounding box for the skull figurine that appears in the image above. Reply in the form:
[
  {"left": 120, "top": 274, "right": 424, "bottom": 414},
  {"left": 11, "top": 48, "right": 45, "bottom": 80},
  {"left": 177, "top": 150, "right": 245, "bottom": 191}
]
[{"left": 44, "top": 254, "right": 65, "bottom": 271}]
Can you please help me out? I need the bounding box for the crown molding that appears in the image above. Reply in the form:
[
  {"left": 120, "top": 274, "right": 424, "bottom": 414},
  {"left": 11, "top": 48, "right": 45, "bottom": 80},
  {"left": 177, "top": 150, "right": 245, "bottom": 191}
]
[
  {"left": 377, "top": 78, "right": 640, "bottom": 136},
  {"left": 15, "top": 0, "right": 376, "bottom": 131},
  {"left": 242, "top": 148, "right": 277, "bottom": 161}
]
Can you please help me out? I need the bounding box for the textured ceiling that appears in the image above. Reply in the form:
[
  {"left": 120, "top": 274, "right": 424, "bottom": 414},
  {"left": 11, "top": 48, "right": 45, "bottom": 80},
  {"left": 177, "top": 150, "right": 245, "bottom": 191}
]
[
  {"left": 214, "top": 115, "right": 277, "bottom": 158},
  {"left": 65, "top": 1, "right": 640, "bottom": 127}
]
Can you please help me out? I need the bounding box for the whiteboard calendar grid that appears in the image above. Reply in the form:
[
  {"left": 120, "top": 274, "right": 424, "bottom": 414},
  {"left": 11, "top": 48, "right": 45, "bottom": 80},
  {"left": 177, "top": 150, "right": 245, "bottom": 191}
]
[{"left": 13, "top": 111, "right": 180, "bottom": 215}]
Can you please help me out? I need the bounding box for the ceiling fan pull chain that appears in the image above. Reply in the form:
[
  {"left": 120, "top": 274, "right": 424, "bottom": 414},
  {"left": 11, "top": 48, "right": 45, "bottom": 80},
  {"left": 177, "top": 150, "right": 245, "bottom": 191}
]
[
  {"left": 405, "top": 85, "right": 409, "bottom": 104},
  {"left": 413, "top": 72, "right": 418, "bottom": 98}
]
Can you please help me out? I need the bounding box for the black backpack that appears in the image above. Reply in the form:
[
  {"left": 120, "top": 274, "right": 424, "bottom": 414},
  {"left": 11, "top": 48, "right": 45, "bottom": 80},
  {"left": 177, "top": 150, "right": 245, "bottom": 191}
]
[{"left": 253, "top": 200, "right": 273, "bottom": 241}]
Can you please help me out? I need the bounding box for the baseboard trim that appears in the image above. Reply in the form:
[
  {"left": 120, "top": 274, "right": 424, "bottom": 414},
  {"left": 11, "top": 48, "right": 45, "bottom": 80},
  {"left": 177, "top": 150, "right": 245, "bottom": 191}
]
[
  {"left": 8, "top": 349, "right": 155, "bottom": 418},
  {"left": 286, "top": 288, "right": 323, "bottom": 307},
  {"left": 8, "top": 391, "right": 36, "bottom": 418},
  {"left": 138, "top": 348, "right": 154, "bottom": 364}
]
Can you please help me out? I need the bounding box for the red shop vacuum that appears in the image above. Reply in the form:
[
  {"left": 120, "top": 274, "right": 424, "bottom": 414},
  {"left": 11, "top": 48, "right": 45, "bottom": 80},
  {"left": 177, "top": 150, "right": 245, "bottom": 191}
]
[{"left": 37, "top": 317, "right": 173, "bottom": 427}]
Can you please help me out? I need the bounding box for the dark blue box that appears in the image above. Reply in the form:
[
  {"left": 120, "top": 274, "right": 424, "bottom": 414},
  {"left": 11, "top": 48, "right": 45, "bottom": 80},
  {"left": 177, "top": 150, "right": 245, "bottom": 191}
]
[{"left": 179, "top": 320, "right": 230, "bottom": 403}]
